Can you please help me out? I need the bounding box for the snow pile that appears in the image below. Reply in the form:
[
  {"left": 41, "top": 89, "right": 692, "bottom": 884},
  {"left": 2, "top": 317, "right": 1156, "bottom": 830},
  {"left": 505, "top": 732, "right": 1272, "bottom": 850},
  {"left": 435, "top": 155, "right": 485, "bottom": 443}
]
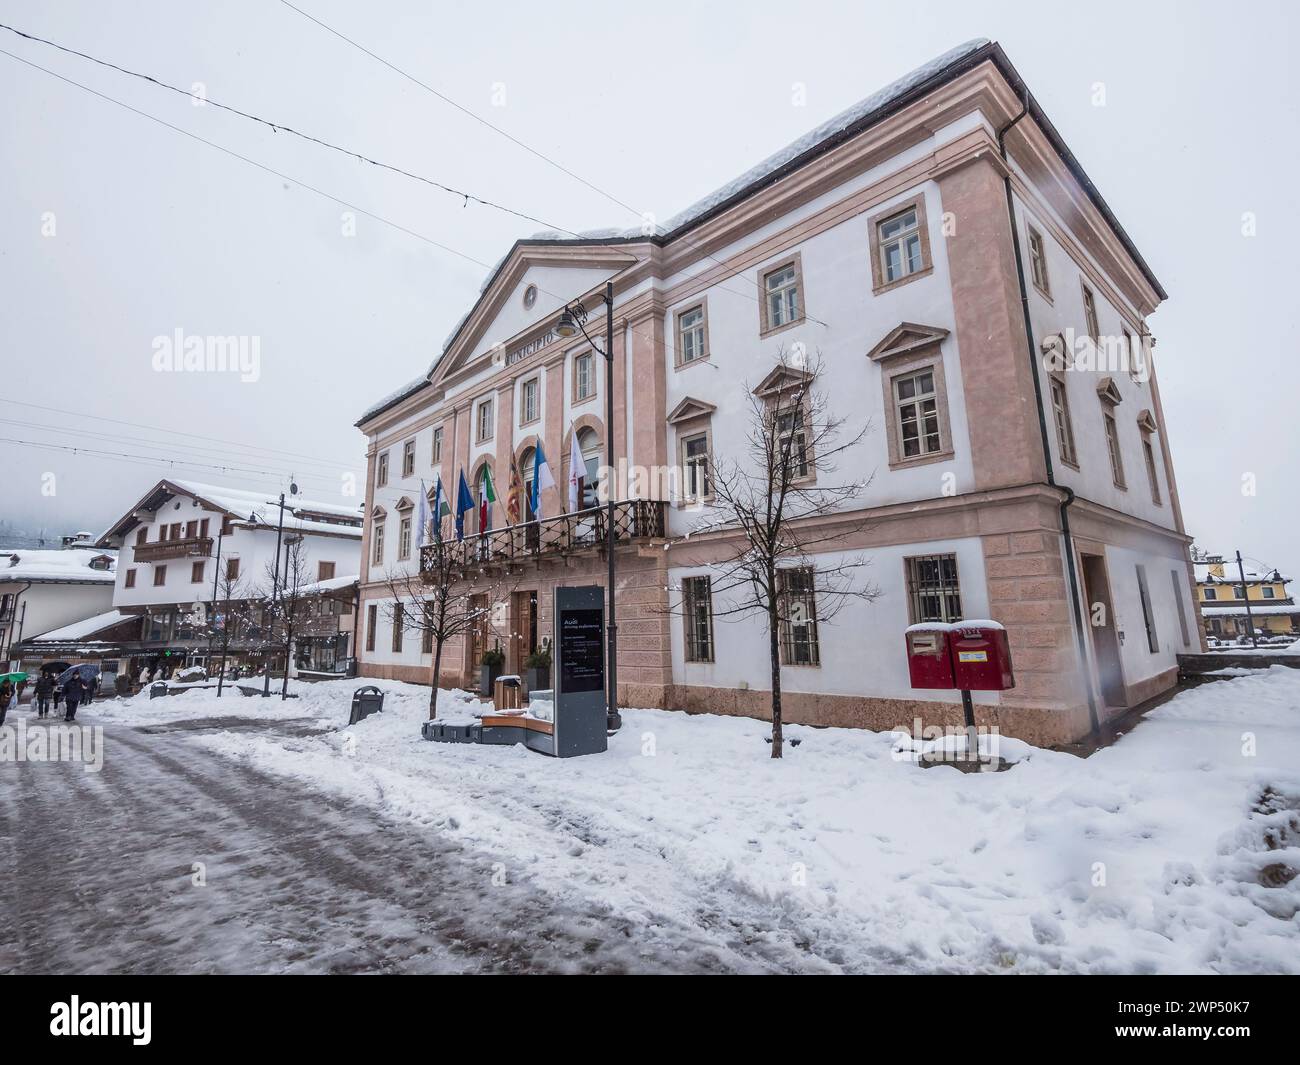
[
  {"left": 0, "top": 548, "right": 116, "bottom": 582},
  {"left": 78, "top": 667, "right": 1300, "bottom": 973}
]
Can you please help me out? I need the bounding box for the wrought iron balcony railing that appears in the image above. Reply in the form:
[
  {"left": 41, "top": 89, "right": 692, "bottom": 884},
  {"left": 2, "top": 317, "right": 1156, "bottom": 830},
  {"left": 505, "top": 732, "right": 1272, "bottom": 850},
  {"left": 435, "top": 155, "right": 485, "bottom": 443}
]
[
  {"left": 420, "top": 499, "right": 665, "bottom": 578},
  {"left": 133, "top": 536, "right": 214, "bottom": 563}
]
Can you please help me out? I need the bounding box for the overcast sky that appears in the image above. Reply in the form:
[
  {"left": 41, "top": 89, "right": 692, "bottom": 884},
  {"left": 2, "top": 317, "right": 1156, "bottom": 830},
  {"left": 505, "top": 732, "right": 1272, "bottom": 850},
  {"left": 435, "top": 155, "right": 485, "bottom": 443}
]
[{"left": 1, "top": 0, "right": 1297, "bottom": 576}]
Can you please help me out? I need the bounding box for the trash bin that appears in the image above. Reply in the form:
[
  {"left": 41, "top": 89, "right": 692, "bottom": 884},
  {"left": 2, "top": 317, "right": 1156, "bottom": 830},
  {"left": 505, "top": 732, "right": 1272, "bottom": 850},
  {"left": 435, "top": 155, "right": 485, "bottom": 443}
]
[
  {"left": 493, "top": 675, "right": 522, "bottom": 712},
  {"left": 149, "top": 681, "right": 168, "bottom": 700},
  {"left": 349, "top": 685, "right": 385, "bottom": 725}
]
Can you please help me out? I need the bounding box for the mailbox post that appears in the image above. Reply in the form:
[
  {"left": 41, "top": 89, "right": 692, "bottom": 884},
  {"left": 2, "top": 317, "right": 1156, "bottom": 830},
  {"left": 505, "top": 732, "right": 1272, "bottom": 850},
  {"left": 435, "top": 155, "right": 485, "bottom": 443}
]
[{"left": 905, "top": 620, "right": 1015, "bottom": 754}]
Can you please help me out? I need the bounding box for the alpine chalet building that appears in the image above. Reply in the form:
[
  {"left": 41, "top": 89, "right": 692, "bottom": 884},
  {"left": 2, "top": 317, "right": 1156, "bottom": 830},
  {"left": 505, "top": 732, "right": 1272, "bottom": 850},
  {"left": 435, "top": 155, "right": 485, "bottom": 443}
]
[{"left": 355, "top": 40, "right": 1198, "bottom": 744}]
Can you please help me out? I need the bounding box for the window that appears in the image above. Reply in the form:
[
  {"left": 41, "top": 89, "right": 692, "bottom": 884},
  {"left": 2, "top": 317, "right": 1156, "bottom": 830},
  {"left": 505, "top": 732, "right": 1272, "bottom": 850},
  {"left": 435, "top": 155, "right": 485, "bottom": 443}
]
[
  {"left": 1048, "top": 377, "right": 1077, "bottom": 467},
  {"left": 1142, "top": 437, "right": 1162, "bottom": 505},
  {"left": 135, "top": 527, "right": 148, "bottom": 546},
  {"left": 221, "top": 516, "right": 234, "bottom": 536},
  {"left": 422, "top": 625, "right": 432, "bottom": 654},
  {"left": 682, "top": 433, "right": 710, "bottom": 501},
  {"left": 1103, "top": 411, "right": 1126, "bottom": 488},
  {"left": 1233, "top": 585, "right": 1245, "bottom": 600},
  {"left": 1135, "top": 564, "right": 1159, "bottom": 653},
  {"left": 574, "top": 351, "right": 595, "bottom": 401},
  {"left": 519, "top": 446, "right": 538, "bottom": 522},
  {"left": 125, "top": 568, "right": 137, "bottom": 589},
  {"left": 391, "top": 603, "right": 404, "bottom": 652},
  {"left": 366, "top": 604, "right": 377, "bottom": 652},
  {"left": 677, "top": 304, "right": 707, "bottom": 365},
  {"left": 191, "top": 561, "right": 205, "bottom": 583},
  {"left": 402, "top": 439, "right": 416, "bottom": 478},
  {"left": 893, "top": 369, "right": 942, "bottom": 458},
  {"left": 398, "top": 514, "right": 412, "bottom": 560},
  {"left": 170, "top": 523, "right": 181, "bottom": 540},
  {"left": 431, "top": 426, "right": 444, "bottom": 465},
  {"left": 523, "top": 283, "right": 538, "bottom": 309},
  {"left": 761, "top": 259, "right": 802, "bottom": 333},
  {"left": 226, "top": 557, "right": 240, "bottom": 581},
  {"left": 906, "top": 554, "right": 963, "bottom": 624},
  {"left": 318, "top": 561, "right": 335, "bottom": 581},
  {"left": 153, "top": 565, "right": 167, "bottom": 587},
  {"left": 577, "top": 429, "right": 602, "bottom": 510},
  {"left": 775, "top": 408, "right": 809, "bottom": 480},
  {"left": 476, "top": 397, "right": 494, "bottom": 443},
  {"left": 1028, "top": 225, "right": 1051, "bottom": 296},
  {"left": 1081, "top": 283, "right": 1100, "bottom": 342},
  {"left": 1171, "top": 570, "right": 1191, "bottom": 647},
  {"left": 682, "top": 576, "right": 715, "bottom": 663},
  {"left": 1124, "top": 330, "right": 1143, "bottom": 384},
  {"left": 377, "top": 451, "right": 390, "bottom": 488},
  {"left": 777, "top": 567, "right": 820, "bottom": 666},
  {"left": 879, "top": 208, "right": 923, "bottom": 283},
  {"left": 1263, "top": 586, "right": 1277, "bottom": 600},
  {"left": 200, "top": 518, "right": 209, "bottom": 538},
  {"left": 372, "top": 520, "right": 385, "bottom": 565},
  {"left": 1203, "top": 586, "right": 1217, "bottom": 601},
  {"left": 185, "top": 520, "right": 198, "bottom": 538},
  {"left": 520, "top": 377, "right": 539, "bottom": 424}
]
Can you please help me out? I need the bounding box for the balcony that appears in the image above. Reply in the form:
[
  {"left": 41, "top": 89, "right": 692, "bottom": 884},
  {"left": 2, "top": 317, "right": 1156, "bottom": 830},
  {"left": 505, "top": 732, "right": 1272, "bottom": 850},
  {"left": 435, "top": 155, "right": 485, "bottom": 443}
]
[
  {"left": 420, "top": 499, "right": 666, "bottom": 578},
  {"left": 133, "top": 536, "right": 214, "bottom": 563}
]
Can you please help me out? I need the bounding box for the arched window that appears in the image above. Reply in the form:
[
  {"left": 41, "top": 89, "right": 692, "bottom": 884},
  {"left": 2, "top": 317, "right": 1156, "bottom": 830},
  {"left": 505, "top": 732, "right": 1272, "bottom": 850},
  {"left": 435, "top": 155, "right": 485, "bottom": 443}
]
[
  {"left": 518, "top": 447, "right": 536, "bottom": 522},
  {"left": 578, "top": 427, "right": 602, "bottom": 510}
]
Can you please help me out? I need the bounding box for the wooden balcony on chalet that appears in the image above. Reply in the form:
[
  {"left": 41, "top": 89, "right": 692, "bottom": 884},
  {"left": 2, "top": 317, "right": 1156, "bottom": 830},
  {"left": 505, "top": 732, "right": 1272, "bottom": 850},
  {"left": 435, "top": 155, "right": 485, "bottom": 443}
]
[
  {"left": 420, "top": 499, "right": 666, "bottom": 578},
  {"left": 133, "top": 536, "right": 214, "bottom": 563}
]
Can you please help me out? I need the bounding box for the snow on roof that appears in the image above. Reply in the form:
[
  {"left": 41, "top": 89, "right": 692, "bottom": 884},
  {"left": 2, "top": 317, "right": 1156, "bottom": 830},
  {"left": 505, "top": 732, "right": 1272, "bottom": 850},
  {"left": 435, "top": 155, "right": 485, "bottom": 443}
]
[
  {"left": 29, "top": 609, "right": 131, "bottom": 642},
  {"left": 0, "top": 548, "right": 116, "bottom": 583},
  {"left": 298, "top": 574, "right": 359, "bottom": 596},
  {"left": 356, "top": 374, "right": 433, "bottom": 426},
  {"left": 163, "top": 480, "right": 363, "bottom": 531},
  {"left": 1195, "top": 561, "right": 1290, "bottom": 583},
  {"left": 1199, "top": 604, "right": 1298, "bottom": 618}
]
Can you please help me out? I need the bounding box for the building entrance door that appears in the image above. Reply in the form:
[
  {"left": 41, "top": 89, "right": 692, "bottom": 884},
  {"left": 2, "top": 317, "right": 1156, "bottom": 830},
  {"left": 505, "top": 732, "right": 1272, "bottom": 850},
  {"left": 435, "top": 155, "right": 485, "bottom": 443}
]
[{"left": 1081, "top": 553, "right": 1126, "bottom": 709}]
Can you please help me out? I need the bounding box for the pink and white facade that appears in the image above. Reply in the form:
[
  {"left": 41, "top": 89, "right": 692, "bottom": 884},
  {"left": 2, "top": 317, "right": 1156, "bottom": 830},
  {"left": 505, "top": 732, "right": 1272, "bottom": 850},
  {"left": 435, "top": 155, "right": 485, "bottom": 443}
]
[{"left": 355, "top": 40, "right": 1200, "bottom": 745}]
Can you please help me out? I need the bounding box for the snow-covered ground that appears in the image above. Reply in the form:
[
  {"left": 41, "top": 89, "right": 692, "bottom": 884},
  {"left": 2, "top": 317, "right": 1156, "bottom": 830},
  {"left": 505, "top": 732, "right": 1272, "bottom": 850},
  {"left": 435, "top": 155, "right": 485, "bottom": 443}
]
[{"left": 82, "top": 668, "right": 1300, "bottom": 974}]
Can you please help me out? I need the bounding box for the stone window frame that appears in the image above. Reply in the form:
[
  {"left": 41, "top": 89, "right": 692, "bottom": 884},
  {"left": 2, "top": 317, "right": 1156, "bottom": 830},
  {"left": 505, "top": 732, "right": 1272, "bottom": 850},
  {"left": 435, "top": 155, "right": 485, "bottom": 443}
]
[
  {"left": 1136, "top": 409, "right": 1162, "bottom": 506},
  {"left": 752, "top": 367, "right": 817, "bottom": 488},
  {"left": 1097, "top": 377, "right": 1126, "bottom": 489},
  {"left": 572, "top": 349, "right": 597, "bottom": 405},
  {"left": 776, "top": 565, "right": 821, "bottom": 667},
  {"left": 391, "top": 601, "right": 404, "bottom": 653},
  {"left": 868, "top": 326, "right": 954, "bottom": 472},
  {"left": 1026, "top": 221, "right": 1052, "bottom": 300},
  {"left": 519, "top": 374, "right": 541, "bottom": 427},
  {"left": 667, "top": 398, "right": 717, "bottom": 507},
  {"left": 402, "top": 438, "right": 416, "bottom": 478},
  {"left": 681, "top": 574, "right": 715, "bottom": 663},
  {"left": 153, "top": 565, "right": 167, "bottom": 587},
  {"left": 395, "top": 497, "right": 415, "bottom": 560},
  {"left": 365, "top": 603, "right": 377, "bottom": 653},
  {"left": 431, "top": 425, "right": 444, "bottom": 466},
  {"left": 757, "top": 252, "right": 806, "bottom": 338},
  {"left": 1080, "top": 279, "right": 1101, "bottom": 343},
  {"left": 475, "top": 396, "right": 494, "bottom": 444},
  {"left": 904, "top": 552, "right": 964, "bottom": 624},
  {"left": 1047, "top": 370, "right": 1080, "bottom": 469},
  {"left": 190, "top": 560, "right": 205, "bottom": 584},
  {"left": 125, "top": 568, "right": 136, "bottom": 589},
  {"left": 674, "top": 299, "right": 711, "bottom": 369},
  {"left": 370, "top": 507, "right": 386, "bottom": 565},
  {"left": 376, "top": 450, "right": 390, "bottom": 488},
  {"left": 868, "top": 194, "right": 933, "bottom": 295}
]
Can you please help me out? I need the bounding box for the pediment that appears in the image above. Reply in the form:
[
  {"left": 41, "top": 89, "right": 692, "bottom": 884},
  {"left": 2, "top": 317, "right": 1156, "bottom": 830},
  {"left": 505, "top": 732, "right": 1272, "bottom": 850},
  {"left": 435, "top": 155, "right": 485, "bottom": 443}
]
[
  {"left": 429, "top": 242, "right": 649, "bottom": 386},
  {"left": 866, "top": 322, "right": 949, "bottom": 362},
  {"left": 1096, "top": 376, "right": 1123, "bottom": 405},
  {"left": 666, "top": 396, "right": 718, "bottom": 424},
  {"left": 394, "top": 496, "right": 415, "bottom": 512},
  {"left": 1136, "top": 408, "right": 1158, "bottom": 433},
  {"left": 752, "top": 364, "right": 814, "bottom": 398},
  {"left": 369, "top": 504, "right": 387, "bottom": 519}
]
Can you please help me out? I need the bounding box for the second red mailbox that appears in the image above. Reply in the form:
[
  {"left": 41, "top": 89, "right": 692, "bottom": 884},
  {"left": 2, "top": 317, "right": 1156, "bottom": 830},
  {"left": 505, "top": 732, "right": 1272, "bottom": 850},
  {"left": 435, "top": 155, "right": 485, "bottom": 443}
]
[{"left": 949, "top": 622, "right": 1015, "bottom": 691}]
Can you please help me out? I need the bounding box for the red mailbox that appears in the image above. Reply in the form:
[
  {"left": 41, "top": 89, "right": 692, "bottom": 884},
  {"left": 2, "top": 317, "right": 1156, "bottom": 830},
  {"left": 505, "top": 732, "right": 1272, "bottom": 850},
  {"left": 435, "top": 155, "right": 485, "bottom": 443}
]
[
  {"left": 949, "top": 621, "right": 1015, "bottom": 691},
  {"left": 905, "top": 624, "right": 956, "bottom": 689}
]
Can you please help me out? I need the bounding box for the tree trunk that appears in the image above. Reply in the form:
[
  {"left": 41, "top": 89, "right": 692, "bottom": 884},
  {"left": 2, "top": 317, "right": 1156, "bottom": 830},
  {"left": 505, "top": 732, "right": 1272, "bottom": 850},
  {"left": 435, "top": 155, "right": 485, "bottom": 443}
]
[
  {"left": 768, "top": 596, "right": 783, "bottom": 759},
  {"left": 280, "top": 625, "right": 293, "bottom": 699},
  {"left": 429, "top": 639, "right": 443, "bottom": 720}
]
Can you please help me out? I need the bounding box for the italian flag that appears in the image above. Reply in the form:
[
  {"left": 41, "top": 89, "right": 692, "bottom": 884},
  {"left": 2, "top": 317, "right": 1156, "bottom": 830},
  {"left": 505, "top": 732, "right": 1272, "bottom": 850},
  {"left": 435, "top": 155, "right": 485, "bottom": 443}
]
[{"left": 478, "top": 466, "right": 497, "bottom": 534}]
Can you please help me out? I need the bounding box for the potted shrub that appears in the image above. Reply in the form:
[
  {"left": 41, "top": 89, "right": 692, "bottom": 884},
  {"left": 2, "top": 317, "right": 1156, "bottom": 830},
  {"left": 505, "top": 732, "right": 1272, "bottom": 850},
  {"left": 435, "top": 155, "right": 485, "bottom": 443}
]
[
  {"left": 480, "top": 647, "right": 505, "bottom": 696},
  {"left": 524, "top": 647, "right": 551, "bottom": 693}
]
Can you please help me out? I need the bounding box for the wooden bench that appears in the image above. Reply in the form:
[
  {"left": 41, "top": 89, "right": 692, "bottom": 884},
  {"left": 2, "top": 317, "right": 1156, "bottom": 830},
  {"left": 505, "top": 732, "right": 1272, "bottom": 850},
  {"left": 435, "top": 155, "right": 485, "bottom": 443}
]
[{"left": 480, "top": 713, "right": 553, "bottom": 736}]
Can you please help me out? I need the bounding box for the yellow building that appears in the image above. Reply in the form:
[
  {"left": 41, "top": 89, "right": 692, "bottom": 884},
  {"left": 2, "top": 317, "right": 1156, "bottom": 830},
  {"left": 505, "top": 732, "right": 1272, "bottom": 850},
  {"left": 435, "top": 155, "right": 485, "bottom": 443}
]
[{"left": 1194, "top": 559, "right": 1298, "bottom": 641}]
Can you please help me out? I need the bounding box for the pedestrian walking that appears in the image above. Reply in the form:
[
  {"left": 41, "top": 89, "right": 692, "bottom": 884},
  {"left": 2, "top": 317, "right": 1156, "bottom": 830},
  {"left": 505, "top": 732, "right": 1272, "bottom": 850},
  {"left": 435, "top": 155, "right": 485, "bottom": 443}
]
[
  {"left": 83, "top": 671, "right": 98, "bottom": 705},
  {"left": 34, "top": 672, "right": 53, "bottom": 718},
  {"left": 62, "top": 672, "right": 85, "bottom": 722},
  {"left": 0, "top": 678, "right": 12, "bottom": 726}
]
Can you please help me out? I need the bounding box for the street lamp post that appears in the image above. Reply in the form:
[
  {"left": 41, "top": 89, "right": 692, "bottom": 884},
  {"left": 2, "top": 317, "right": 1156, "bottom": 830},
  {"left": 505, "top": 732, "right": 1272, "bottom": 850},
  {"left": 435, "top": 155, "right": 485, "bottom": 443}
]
[
  {"left": 556, "top": 281, "right": 621, "bottom": 732},
  {"left": 262, "top": 484, "right": 296, "bottom": 696}
]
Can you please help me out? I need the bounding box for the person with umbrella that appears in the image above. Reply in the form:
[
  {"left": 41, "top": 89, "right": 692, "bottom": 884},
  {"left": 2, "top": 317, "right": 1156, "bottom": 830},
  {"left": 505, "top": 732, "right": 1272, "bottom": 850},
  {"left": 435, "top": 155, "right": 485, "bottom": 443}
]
[
  {"left": 34, "top": 670, "right": 54, "bottom": 718},
  {"left": 62, "top": 670, "right": 85, "bottom": 722}
]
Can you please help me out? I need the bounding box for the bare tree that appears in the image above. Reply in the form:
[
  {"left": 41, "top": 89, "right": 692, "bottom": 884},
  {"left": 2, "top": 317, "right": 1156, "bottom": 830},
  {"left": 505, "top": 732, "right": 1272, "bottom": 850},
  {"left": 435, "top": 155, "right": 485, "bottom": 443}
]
[
  {"left": 671, "top": 349, "right": 879, "bottom": 758},
  {"left": 195, "top": 564, "right": 253, "bottom": 697},
  {"left": 262, "top": 535, "right": 312, "bottom": 700},
  {"left": 381, "top": 542, "right": 513, "bottom": 720}
]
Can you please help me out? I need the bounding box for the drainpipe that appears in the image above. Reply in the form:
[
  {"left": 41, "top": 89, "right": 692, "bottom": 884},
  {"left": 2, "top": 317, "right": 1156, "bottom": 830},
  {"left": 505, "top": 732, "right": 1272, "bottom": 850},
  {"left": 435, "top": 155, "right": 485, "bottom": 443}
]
[
  {"left": 998, "top": 96, "right": 1102, "bottom": 735},
  {"left": 2, "top": 580, "right": 32, "bottom": 665}
]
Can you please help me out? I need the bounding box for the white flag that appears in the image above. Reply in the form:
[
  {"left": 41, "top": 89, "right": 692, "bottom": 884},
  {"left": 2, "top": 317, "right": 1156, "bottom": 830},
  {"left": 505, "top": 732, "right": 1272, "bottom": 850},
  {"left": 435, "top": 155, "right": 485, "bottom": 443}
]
[{"left": 568, "top": 427, "right": 583, "bottom": 513}]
